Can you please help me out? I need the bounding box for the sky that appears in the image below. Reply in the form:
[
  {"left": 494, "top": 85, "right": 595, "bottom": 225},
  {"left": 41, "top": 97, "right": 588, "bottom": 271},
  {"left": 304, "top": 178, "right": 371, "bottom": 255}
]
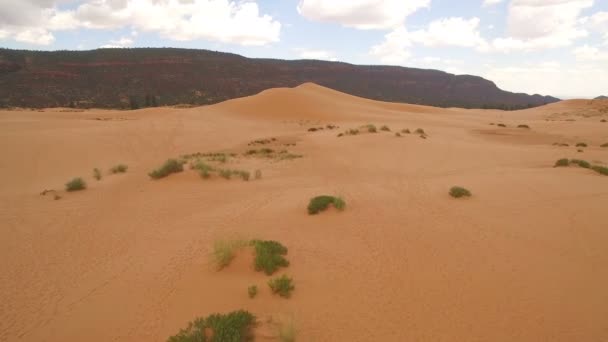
[{"left": 1, "top": 0, "right": 607, "bottom": 98}]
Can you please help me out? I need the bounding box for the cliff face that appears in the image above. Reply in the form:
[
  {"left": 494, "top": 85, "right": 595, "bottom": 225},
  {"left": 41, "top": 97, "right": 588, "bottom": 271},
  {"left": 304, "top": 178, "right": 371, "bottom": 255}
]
[{"left": 0, "top": 48, "right": 560, "bottom": 109}]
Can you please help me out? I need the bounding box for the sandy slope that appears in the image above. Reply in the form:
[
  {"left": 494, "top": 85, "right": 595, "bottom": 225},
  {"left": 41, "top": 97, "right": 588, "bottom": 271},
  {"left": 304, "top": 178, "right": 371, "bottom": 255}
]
[{"left": 0, "top": 84, "right": 607, "bottom": 341}]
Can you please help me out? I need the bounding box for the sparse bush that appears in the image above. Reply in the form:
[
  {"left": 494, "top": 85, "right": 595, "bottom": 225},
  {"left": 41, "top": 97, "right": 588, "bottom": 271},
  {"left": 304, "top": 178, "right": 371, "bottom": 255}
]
[
  {"left": 268, "top": 275, "right": 295, "bottom": 298},
  {"left": 497, "top": 123, "right": 506, "bottom": 127},
  {"left": 517, "top": 124, "right": 530, "bottom": 129},
  {"left": 449, "top": 186, "right": 471, "bottom": 198},
  {"left": 577, "top": 149, "right": 584, "bottom": 153},
  {"left": 366, "top": 124, "right": 377, "bottom": 133},
  {"left": 213, "top": 240, "right": 248, "bottom": 270},
  {"left": 251, "top": 240, "right": 289, "bottom": 275},
  {"left": 570, "top": 159, "right": 591, "bottom": 168},
  {"left": 110, "top": 164, "right": 128, "bottom": 174},
  {"left": 414, "top": 128, "right": 425, "bottom": 134},
  {"left": 149, "top": 159, "right": 183, "bottom": 179},
  {"left": 601, "top": 143, "right": 608, "bottom": 147},
  {"left": 240, "top": 171, "right": 250, "bottom": 181},
  {"left": 395, "top": 132, "right": 402, "bottom": 137},
  {"left": 248, "top": 285, "right": 258, "bottom": 299},
  {"left": 307, "top": 195, "right": 345, "bottom": 215},
  {"left": 93, "top": 168, "right": 102, "bottom": 181},
  {"left": 167, "top": 310, "right": 255, "bottom": 342},
  {"left": 337, "top": 133, "right": 344, "bottom": 137},
  {"left": 576, "top": 142, "right": 587, "bottom": 147},
  {"left": 66, "top": 177, "right": 86, "bottom": 192},
  {"left": 380, "top": 125, "right": 390, "bottom": 131},
  {"left": 219, "top": 169, "right": 232, "bottom": 179},
  {"left": 347, "top": 129, "right": 360, "bottom": 135},
  {"left": 255, "top": 169, "right": 262, "bottom": 180},
  {"left": 554, "top": 158, "right": 570, "bottom": 167},
  {"left": 401, "top": 128, "right": 411, "bottom": 134},
  {"left": 601, "top": 119, "right": 607, "bottom": 122},
  {"left": 278, "top": 318, "right": 296, "bottom": 342},
  {"left": 591, "top": 165, "right": 608, "bottom": 175}
]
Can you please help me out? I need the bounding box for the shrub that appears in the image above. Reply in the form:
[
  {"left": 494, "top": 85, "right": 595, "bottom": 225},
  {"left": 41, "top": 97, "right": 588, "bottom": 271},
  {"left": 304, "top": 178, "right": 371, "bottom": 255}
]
[
  {"left": 149, "top": 159, "right": 183, "bottom": 179},
  {"left": 255, "top": 169, "right": 262, "bottom": 180},
  {"left": 251, "top": 240, "right": 289, "bottom": 275},
  {"left": 395, "top": 132, "right": 402, "bottom": 137},
  {"left": 601, "top": 119, "right": 607, "bottom": 122},
  {"left": 517, "top": 124, "right": 530, "bottom": 129},
  {"left": 93, "top": 168, "right": 102, "bottom": 181},
  {"left": 239, "top": 171, "right": 250, "bottom": 181},
  {"left": 347, "top": 129, "right": 360, "bottom": 135},
  {"left": 337, "top": 133, "right": 344, "bottom": 137},
  {"left": 167, "top": 310, "right": 255, "bottom": 342},
  {"left": 380, "top": 125, "right": 390, "bottom": 131},
  {"left": 248, "top": 285, "right": 257, "bottom": 299},
  {"left": 576, "top": 142, "right": 587, "bottom": 147},
  {"left": 333, "top": 197, "right": 346, "bottom": 211},
  {"left": 66, "top": 177, "right": 86, "bottom": 192},
  {"left": 570, "top": 159, "right": 591, "bottom": 168},
  {"left": 414, "top": 128, "right": 425, "bottom": 134},
  {"left": 213, "top": 240, "right": 248, "bottom": 270},
  {"left": 366, "top": 124, "right": 377, "bottom": 133},
  {"left": 278, "top": 318, "right": 296, "bottom": 342},
  {"left": 591, "top": 165, "right": 608, "bottom": 176},
  {"left": 110, "top": 164, "right": 128, "bottom": 174},
  {"left": 577, "top": 149, "right": 584, "bottom": 153},
  {"left": 601, "top": 143, "right": 608, "bottom": 148},
  {"left": 449, "top": 186, "right": 471, "bottom": 198},
  {"left": 268, "top": 275, "right": 295, "bottom": 298},
  {"left": 307, "top": 195, "right": 345, "bottom": 215},
  {"left": 401, "top": 128, "right": 411, "bottom": 134},
  {"left": 497, "top": 123, "right": 506, "bottom": 127},
  {"left": 554, "top": 158, "right": 570, "bottom": 167},
  {"left": 219, "top": 169, "right": 232, "bottom": 179}
]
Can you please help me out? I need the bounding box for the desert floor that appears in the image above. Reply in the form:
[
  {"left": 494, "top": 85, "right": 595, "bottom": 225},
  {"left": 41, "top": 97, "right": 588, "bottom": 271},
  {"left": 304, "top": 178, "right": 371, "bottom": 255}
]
[{"left": 1, "top": 84, "right": 607, "bottom": 341}]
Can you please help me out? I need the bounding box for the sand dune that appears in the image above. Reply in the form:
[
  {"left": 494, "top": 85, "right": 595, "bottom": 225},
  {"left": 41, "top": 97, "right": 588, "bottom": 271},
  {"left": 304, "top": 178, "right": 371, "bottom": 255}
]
[{"left": 0, "top": 84, "right": 607, "bottom": 341}]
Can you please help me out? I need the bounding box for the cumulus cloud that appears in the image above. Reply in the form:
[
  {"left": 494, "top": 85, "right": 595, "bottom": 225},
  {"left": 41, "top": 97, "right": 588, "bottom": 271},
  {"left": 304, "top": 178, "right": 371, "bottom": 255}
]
[
  {"left": 297, "top": 0, "right": 430, "bottom": 30},
  {"left": 369, "top": 27, "right": 412, "bottom": 63},
  {"left": 294, "top": 48, "right": 337, "bottom": 61},
  {"left": 0, "top": 0, "right": 281, "bottom": 46},
  {"left": 482, "top": 0, "right": 504, "bottom": 7},
  {"left": 100, "top": 36, "right": 134, "bottom": 48},
  {"left": 573, "top": 44, "right": 608, "bottom": 61}
]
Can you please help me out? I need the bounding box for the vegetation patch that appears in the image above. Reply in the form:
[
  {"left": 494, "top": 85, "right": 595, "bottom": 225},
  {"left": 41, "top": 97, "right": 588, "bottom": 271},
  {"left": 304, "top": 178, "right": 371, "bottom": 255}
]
[
  {"left": 601, "top": 143, "right": 608, "bottom": 148},
  {"left": 517, "top": 124, "right": 530, "bottom": 129},
  {"left": 576, "top": 142, "right": 588, "bottom": 147},
  {"left": 365, "top": 124, "right": 378, "bottom": 133},
  {"left": 110, "top": 164, "right": 128, "bottom": 174},
  {"left": 380, "top": 125, "right": 391, "bottom": 131},
  {"left": 570, "top": 159, "right": 591, "bottom": 168},
  {"left": 66, "top": 177, "right": 86, "bottom": 192},
  {"left": 554, "top": 158, "right": 570, "bottom": 167},
  {"left": 251, "top": 240, "right": 290, "bottom": 275},
  {"left": 395, "top": 132, "right": 402, "bottom": 137},
  {"left": 255, "top": 169, "right": 262, "bottom": 180},
  {"left": 212, "top": 239, "right": 249, "bottom": 270},
  {"left": 268, "top": 275, "right": 295, "bottom": 298},
  {"left": 449, "top": 186, "right": 471, "bottom": 198},
  {"left": 497, "top": 123, "right": 507, "bottom": 127},
  {"left": 307, "top": 195, "right": 346, "bottom": 215},
  {"left": 554, "top": 158, "right": 608, "bottom": 176},
  {"left": 591, "top": 165, "right": 608, "bottom": 176},
  {"left": 167, "top": 310, "right": 255, "bottom": 342},
  {"left": 248, "top": 285, "right": 258, "bottom": 299},
  {"left": 401, "top": 128, "right": 411, "bottom": 134},
  {"left": 93, "top": 168, "right": 102, "bottom": 181},
  {"left": 149, "top": 159, "right": 184, "bottom": 179},
  {"left": 414, "top": 128, "right": 425, "bottom": 134}
]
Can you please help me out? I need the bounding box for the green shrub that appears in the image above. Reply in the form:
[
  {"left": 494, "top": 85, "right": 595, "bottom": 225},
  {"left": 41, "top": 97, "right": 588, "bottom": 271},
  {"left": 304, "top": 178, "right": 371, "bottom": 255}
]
[
  {"left": 380, "top": 125, "right": 390, "bottom": 131},
  {"left": 554, "top": 158, "right": 570, "bottom": 167},
  {"left": 570, "top": 159, "right": 591, "bottom": 168},
  {"left": 110, "top": 164, "right": 128, "bottom": 174},
  {"left": 497, "top": 123, "right": 506, "bottom": 127},
  {"left": 255, "top": 169, "right": 262, "bottom": 180},
  {"left": 517, "top": 124, "right": 530, "bottom": 129},
  {"left": 307, "top": 195, "right": 345, "bottom": 215},
  {"left": 415, "top": 128, "right": 425, "bottom": 134},
  {"left": 366, "top": 124, "right": 377, "bottom": 133},
  {"left": 449, "top": 186, "right": 471, "bottom": 198},
  {"left": 268, "top": 275, "right": 295, "bottom": 298},
  {"left": 213, "top": 240, "right": 248, "bottom": 270},
  {"left": 278, "top": 318, "right": 296, "bottom": 342},
  {"left": 66, "top": 177, "right": 86, "bottom": 192},
  {"left": 248, "top": 285, "right": 257, "bottom": 299},
  {"left": 93, "top": 168, "right": 102, "bottom": 181},
  {"left": 251, "top": 240, "right": 289, "bottom": 275},
  {"left": 591, "top": 165, "right": 608, "bottom": 176},
  {"left": 167, "top": 310, "right": 255, "bottom": 342},
  {"left": 576, "top": 142, "right": 587, "bottom": 147},
  {"left": 149, "top": 159, "right": 183, "bottom": 179}
]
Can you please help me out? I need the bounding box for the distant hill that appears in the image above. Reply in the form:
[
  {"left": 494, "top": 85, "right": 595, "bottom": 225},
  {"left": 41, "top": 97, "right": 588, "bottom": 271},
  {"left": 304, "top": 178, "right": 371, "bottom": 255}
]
[
  {"left": 595, "top": 95, "right": 608, "bottom": 100},
  {"left": 0, "top": 48, "right": 560, "bottom": 110}
]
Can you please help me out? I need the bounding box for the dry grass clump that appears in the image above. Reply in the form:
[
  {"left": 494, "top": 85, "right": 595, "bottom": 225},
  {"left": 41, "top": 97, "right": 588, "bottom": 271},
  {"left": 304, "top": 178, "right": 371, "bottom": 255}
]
[
  {"left": 449, "top": 186, "right": 471, "bottom": 198},
  {"left": 380, "top": 125, "right": 391, "bottom": 131},
  {"left": 93, "top": 168, "right": 102, "bottom": 181},
  {"left": 66, "top": 177, "right": 86, "bottom": 192},
  {"left": 497, "top": 123, "right": 507, "bottom": 127},
  {"left": 517, "top": 124, "right": 530, "bottom": 129},
  {"left": 110, "top": 164, "right": 128, "bottom": 174},
  {"left": 149, "top": 159, "right": 184, "bottom": 179},
  {"left": 212, "top": 239, "right": 249, "bottom": 270}
]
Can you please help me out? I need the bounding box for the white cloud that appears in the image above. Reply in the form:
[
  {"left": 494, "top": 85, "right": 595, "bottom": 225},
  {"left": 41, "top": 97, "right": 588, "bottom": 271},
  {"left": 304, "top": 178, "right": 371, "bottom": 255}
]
[
  {"left": 482, "top": 0, "right": 504, "bottom": 7},
  {"left": 573, "top": 44, "right": 608, "bottom": 61},
  {"left": 100, "top": 36, "right": 134, "bottom": 48},
  {"left": 14, "top": 28, "right": 55, "bottom": 45},
  {"left": 297, "top": 0, "right": 430, "bottom": 30},
  {"left": 294, "top": 48, "right": 337, "bottom": 61},
  {"left": 369, "top": 27, "right": 412, "bottom": 64},
  {"left": 0, "top": 0, "right": 281, "bottom": 46}
]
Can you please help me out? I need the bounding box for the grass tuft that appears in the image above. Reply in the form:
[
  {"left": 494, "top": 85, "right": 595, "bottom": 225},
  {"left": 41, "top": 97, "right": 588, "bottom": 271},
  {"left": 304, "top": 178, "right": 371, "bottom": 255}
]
[
  {"left": 449, "top": 186, "right": 471, "bottom": 198},
  {"left": 213, "top": 239, "right": 248, "bottom": 270},
  {"left": 517, "top": 124, "right": 530, "bottom": 129},
  {"left": 248, "top": 285, "right": 257, "bottom": 299},
  {"left": 268, "top": 275, "right": 295, "bottom": 298},
  {"left": 414, "top": 128, "right": 425, "bottom": 134},
  {"left": 110, "top": 164, "right": 128, "bottom": 174},
  {"left": 401, "top": 128, "right": 411, "bottom": 134},
  {"left": 93, "top": 168, "right": 102, "bottom": 181},
  {"left": 554, "top": 158, "right": 570, "bottom": 167},
  {"left": 66, "top": 177, "right": 86, "bottom": 192},
  {"left": 380, "top": 125, "right": 390, "bottom": 131},
  {"left": 307, "top": 195, "right": 346, "bottom": 215},
  {"left": 167, "top": 310, "right": 255, "bottom": 342},
  {"left": 366, "top": 124, "right": 377, "bottom": 133},
  {"left": 497, "top": 123, "right": 506, "bottom": 127},
  {"left": 251, "top": 240, "right": 289, "bottom": 275},
  {"left": 255, "top": 169, "right": 262, "bottom": 180},
  {"left": 149, "top": 159, "right": 183, "bottom": 179},
  {"left": 576, "top": 142, "right": 587, "bottom": 147}
]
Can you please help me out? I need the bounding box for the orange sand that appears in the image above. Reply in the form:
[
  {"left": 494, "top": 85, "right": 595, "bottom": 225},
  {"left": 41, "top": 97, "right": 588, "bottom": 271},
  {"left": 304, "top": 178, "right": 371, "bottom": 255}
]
[{"left": 0, "top": 84, "right": 607, "bottom": 341}]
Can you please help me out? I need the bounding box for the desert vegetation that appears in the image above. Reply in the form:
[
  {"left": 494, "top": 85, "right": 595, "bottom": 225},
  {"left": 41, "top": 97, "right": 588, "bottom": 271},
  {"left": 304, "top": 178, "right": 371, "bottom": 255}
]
[
  {"left": 167, "top": 310, "right": 255, "bottom": 342},
  {"left": 497, "top": 123, "right": 507, "bottom": 127},
  {"left": 110, "top": 164, "right": 128, "bottom": 174},
  {"left": 268, "top": 275, "right": 295, "bottom": 298},
  {"left": 449, "top": 186, "right": 471, "bottom": 198},
  {"left": 576, "top": 142, "right": 588, "bottom": 147},
  {"left": 251, "top": 240, "right": 290, "bottom": 275},
  {"left": 248, "top": 285, "right": 258, "bottom": 299},
  {"left": 148, "top": 159, "right": 184, "bottom": 179},
  {"left": 554, "top": 158, "right": 608, "bottom": 176},
  {"left": 517, "top": 124, "right": 530, "bottom": 129},
  {"left": 212, "top": 239, "right": 249, "bottom": 270},
  {"left": 380, "top": 125, "right": 391, "bottom": 131},
  {"left": 307, "top": 195, "right": 346, "bottom": 214},
  {"left": 601, "top": 143, "right": 608, "bottom": 147},
  {"left": 65, "top": 177, "right": 86, "bottom": 192},
  {"left": 93, "top": 168, "right": 102, "bottom": 181}
]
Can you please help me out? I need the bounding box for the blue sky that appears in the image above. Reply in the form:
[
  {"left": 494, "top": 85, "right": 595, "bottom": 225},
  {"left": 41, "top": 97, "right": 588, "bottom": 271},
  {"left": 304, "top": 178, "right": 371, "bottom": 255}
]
[{"left": 1, "top": 0, "right": 607, "bottom": 98}]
